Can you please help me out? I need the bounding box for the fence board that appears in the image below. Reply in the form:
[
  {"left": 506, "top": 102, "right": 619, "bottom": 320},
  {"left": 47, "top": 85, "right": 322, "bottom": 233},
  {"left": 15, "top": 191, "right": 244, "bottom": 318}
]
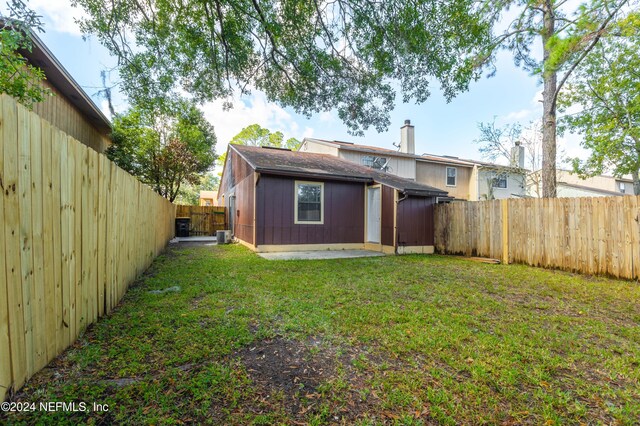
[
  {"left": 3, "top": 96, "right": 26, "bottom": 392},
  {"left": 18, "top": 106, "right": 34, "bottom": 380},
  {"left": 0, "top": 95, "right": 10, "bottom": 401},
  {"left": 435, "top": 195, "right": 640, "bottom": 280},
  {"left": 0, "top": 94, "right": 176, "bottom": 399},
  {"left": 29, "top": 112, "right": 46, "bottom": 373}
]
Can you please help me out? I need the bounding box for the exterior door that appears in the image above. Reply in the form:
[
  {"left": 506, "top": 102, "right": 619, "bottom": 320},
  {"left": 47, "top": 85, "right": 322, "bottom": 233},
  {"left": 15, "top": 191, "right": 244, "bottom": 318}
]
[
  {"left": 228, "top": 195, "right": 235, "bottom": 235},
  {"left": 367, "top": 187, "right": 381, "bottom": 243}
]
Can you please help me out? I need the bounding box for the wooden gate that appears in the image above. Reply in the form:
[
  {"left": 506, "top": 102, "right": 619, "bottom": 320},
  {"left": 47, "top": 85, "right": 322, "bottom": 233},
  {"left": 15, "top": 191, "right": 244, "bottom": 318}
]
[{"left": 176, "top": 205, "right": 227, "bottom": 235}]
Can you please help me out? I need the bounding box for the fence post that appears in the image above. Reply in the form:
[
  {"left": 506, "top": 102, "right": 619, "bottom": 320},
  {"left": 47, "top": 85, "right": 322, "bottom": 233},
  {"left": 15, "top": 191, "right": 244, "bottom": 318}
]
[{"left": 501, "top": 199, "right": 509, "bottom": 264}]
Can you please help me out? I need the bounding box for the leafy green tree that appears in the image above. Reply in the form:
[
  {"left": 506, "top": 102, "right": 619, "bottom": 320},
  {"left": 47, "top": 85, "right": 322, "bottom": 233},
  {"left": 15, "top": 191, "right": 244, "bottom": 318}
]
[
  {"left": 218, "top": 123, "right": 300, "bottom": 168},
  {"left": 0, "top": 0, "right": 50, "bottom": 107},
  {"left": 560, "top": 13, "right": 640, "bottom": 194},
  {"left": 107, "top": 99, "right": 217, "bottom": 202},
  {"left": 174, "top": 172, "right": 220, "bottom": 205},
  {"left": 72, "top": 0, "right": 491, "bottom": 136},
  {"left": 477, "top": 0, "right": 632, "bottom": 197},
  {"left": 230, "top": 123, "right": 300, "bottom": 149}
]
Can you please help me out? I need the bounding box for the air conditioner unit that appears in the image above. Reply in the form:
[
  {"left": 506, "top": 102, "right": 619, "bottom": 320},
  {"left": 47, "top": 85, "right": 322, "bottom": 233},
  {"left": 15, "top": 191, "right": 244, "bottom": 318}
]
[{"left": 216, "top": 230, "right": 232, "bottom": 244}]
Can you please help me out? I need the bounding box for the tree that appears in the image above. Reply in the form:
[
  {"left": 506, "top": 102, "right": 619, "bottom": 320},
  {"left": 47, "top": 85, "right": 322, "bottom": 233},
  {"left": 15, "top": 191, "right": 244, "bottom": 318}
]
[
  {"left": 72, "top": 0, "right": 491, "bottom": 136},
  {"left": 107, "top": 99, "right": 217, "bottom": 202},
  {"left": 230, "top": 124, "right": 300, "bottom": 149},
  {"left": 478, "top": 0, "right": 632, "bottom": 197},
  {"left": 559, "top": 13, "right": 640, "bottom": 194},
  {"left": 174, "top": 172, "right": 220, "bottom": 205},
  {"left": 218, "top": 123, "right": 300, "bottom": 168},
  {"left": 0, "top": 0, "right": 50, "bottom": 107},
  {"left": 475, "top": 119, "right": 553, "bottom": 197}
]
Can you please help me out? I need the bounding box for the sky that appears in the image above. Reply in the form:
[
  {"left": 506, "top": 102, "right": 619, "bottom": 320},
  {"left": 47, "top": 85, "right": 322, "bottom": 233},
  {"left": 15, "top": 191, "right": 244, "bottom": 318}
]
[{"left": 21, "top": 0, "right": 588, "bottom": 169}]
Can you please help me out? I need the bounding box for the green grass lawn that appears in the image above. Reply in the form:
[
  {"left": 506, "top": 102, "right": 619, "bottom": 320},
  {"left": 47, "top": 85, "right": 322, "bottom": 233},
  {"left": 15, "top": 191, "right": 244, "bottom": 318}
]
[{"left": 3, "top": 244, "right": 640, "bottom": 425}]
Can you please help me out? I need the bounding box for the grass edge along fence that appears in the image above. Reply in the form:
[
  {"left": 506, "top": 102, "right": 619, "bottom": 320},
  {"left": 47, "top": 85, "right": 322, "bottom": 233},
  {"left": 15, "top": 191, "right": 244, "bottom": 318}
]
[
  {"left": 0, "top": 94, "right": 176, "bottom": 401},
  {"left": 434, "top": 196, "right": 640, "bottom": 280}
]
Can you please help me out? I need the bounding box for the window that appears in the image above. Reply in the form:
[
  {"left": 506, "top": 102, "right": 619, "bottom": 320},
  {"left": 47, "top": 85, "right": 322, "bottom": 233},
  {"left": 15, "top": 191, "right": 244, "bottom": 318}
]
[
  {"left": 492, "top": 172, "right": 507, "bottom": 189},
  {"left": 295, "top": 181, "right": 324, "bottom": 224},
  {"left": 361, "top": 155, "right": 389, "bottom": 171},
  {"left": 446, "top": 167, "right": 457, "bottom": 186},
  {"left": 619, "top": 182, "right": 627, "bottom": 193}
]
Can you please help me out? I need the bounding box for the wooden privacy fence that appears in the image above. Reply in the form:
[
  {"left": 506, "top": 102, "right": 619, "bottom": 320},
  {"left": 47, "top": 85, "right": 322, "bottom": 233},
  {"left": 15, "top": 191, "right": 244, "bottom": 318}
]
[
  {"left": 434, "top": 196, "right": 640, "bottom": 279},
  {"left": 0, "top": 94, "right": 176, "bottom": 401},
  {"left": 175, "top": 205, "right": 226, "bottom": 235}
]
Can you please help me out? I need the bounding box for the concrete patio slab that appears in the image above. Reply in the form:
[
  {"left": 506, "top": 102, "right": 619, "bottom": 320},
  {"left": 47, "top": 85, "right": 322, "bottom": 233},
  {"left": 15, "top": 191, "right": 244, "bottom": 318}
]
[
  {"left": 170, "top": 236, "right": 217, "bottom": 243},
  {"left": 257, "top": 250, "right": 386, "bottom": 261}
]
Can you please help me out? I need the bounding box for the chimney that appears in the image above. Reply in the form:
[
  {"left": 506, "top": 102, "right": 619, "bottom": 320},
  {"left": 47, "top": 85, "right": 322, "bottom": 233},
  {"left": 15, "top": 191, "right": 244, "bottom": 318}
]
[
  {"left": 400, "top": 119, "right": 415, "bottom": 154},
  {"left": 510, "top": 141, "right": 525, "bottom": 169}
]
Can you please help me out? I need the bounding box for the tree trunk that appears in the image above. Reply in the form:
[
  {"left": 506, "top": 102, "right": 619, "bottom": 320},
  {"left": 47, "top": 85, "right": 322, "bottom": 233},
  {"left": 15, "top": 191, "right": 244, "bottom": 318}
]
[
  {"left": 632, "top": 170, "right": 640, "bottom": 195},
  {"left": 541, "top": 2, "right": 557, "bottom": 198}
]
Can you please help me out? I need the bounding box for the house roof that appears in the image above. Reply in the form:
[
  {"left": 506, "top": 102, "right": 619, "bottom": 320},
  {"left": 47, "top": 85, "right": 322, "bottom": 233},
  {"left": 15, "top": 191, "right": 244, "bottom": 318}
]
[
  {"left": 303, "top": 138, "right": 522, "bottom": 170},
  {"left": 230, "top": 144, "right": 448, "bottom": 197},
  {"left": 20, "top": 31, "right": 112, "bottom": 135}
]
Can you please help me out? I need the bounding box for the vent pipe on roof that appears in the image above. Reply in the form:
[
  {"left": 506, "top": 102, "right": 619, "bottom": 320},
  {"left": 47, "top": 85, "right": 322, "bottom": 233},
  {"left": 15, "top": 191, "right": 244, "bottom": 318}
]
[
  {"left": 400, "top": 119, "right": 415, "bottom": 155},
  {"left": 510, "top": 141, "right": 525, "bottom": 169}
]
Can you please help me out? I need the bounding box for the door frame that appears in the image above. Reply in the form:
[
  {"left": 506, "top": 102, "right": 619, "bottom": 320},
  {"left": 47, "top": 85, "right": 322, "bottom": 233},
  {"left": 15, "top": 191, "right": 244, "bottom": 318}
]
[{"left": 364, "top": 184, "right": 382, "bottom": 250}]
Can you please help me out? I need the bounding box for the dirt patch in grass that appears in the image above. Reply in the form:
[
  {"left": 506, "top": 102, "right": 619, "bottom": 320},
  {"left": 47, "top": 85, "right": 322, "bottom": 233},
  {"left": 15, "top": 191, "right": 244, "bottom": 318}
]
[
  {"left": 236, "top": 337, "right": 337, "bottom": 413},
  {"left": 234, "top": 336, "right": 437, "bottom": 424}
]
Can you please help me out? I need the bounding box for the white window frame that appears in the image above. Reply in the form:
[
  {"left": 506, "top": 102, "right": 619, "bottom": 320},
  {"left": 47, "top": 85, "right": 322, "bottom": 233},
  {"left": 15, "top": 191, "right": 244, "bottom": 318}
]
[
  {"left": 446, "top": 167, "right": 457, "bottom": 187},
  {"left": 619, "top": 182, "right": 626, "bottom": 193},
  {"left": 294, "top": 181, "right": 324, "bottom": 225}
]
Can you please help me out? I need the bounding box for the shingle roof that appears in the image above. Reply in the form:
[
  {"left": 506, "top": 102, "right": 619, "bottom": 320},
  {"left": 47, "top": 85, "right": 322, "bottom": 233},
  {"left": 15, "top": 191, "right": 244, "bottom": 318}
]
[
  {"left": 304, "top": 138, "right": 523, "bottom": 169},
  {"left": 231, "top": 144, "right": 448, "bottom": 197}
]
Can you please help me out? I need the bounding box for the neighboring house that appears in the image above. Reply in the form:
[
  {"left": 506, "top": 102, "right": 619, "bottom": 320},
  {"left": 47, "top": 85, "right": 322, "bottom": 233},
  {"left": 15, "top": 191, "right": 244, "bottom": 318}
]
[
  {"left": 21, "top": 32, "right": 112, "bottom": 152},
  {"left": 300, "top": 120, "right": 527, "bottom": 201},
  {"left": 529, "top": 169, "right": 634, "bottom": 197},
  {"left": 217, "top": 144, "right": 449, "bottom": 254},
  {"left": 199, "top": 190, "right": 218, "bottom": 206}
]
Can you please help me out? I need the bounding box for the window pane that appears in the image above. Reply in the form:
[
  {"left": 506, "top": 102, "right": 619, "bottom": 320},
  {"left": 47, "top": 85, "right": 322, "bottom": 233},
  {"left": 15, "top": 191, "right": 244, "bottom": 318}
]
[
  {"left": 362, "top": 156, "right": 388, "bottom": 170},
  {"left": 446, "top": 168, "right": 456, "bottom": 185},
  {"left": 298, "top": 202, "right": 321, "bottom": 221},
  {"left": 297, "top": 183, "right": 322, "bottom": 222},
  {"left": 298, "top": 184, "right": 321, "bottom": 203}
]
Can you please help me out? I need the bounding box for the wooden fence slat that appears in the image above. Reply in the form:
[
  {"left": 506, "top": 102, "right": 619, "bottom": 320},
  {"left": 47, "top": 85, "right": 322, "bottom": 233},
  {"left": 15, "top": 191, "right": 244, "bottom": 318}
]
[
  {"left": 3, "top": 95, "right": 26, "bottom": 391},
  {"left": 59, "top": 131, "right": 72, "bottom": 351},
  {"left": 50, "top": 129, "right": 63, "bottom": 355},
  {"left": 41, "top": 121, "right": 56, "bottom": 364},
  {"left": 0, "top": 96, "right": 12, "bottom": 401},
  {"left": 29, "top": 112, "right": 47, "bottom": 372},
  {"left": 18, "top": 104, "right": 35, "bottom": 379}
]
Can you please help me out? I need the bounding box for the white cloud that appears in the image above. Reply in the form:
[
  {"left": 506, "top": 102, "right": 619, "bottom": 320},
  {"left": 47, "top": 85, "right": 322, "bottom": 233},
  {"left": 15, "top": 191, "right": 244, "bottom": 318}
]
[
  {"left": 531, "top": 90, "right": 543, "bottom": 105},
  {"left": 30, "top": 0, "right": 87, "bottom": 36},
  {"left": 558, "top": 132, "right": 589, "bottom": 162},
  {"left": 318, "top": 111, "right": 334, "bottom": 123},
  {"left": 200, "top": 91, "right": 309, "bottom": 158},
  {"left": 503, "top": 109, "right": 536, "bottom": 122}
]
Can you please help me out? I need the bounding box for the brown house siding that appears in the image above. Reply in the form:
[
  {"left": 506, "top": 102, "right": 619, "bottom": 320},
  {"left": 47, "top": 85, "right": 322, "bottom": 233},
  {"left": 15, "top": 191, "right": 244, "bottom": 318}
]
[
  {"left": 32, "top": 80, "right": 110, "bottom": 153},
  {"left": 396, "top": 196, "right": 436, "bottom": 247},
  {"left": 218, "top": 149, "right": 258, "bottom": 239},
  {"left": 255, "top": 175, "right": 364, "bottom": 246},
  {"left": 381, "top": 185, "right": 395, "bottom": 247}
]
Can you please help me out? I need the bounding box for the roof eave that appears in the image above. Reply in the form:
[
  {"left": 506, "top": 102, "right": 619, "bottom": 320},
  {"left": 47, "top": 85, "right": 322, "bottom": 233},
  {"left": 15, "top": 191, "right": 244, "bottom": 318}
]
[
  {"left": 22, "top": 32, "right": 112, "bottom": 134},
  {"left": 256, "top": 167, "right": 373, "bottom": 183}
]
